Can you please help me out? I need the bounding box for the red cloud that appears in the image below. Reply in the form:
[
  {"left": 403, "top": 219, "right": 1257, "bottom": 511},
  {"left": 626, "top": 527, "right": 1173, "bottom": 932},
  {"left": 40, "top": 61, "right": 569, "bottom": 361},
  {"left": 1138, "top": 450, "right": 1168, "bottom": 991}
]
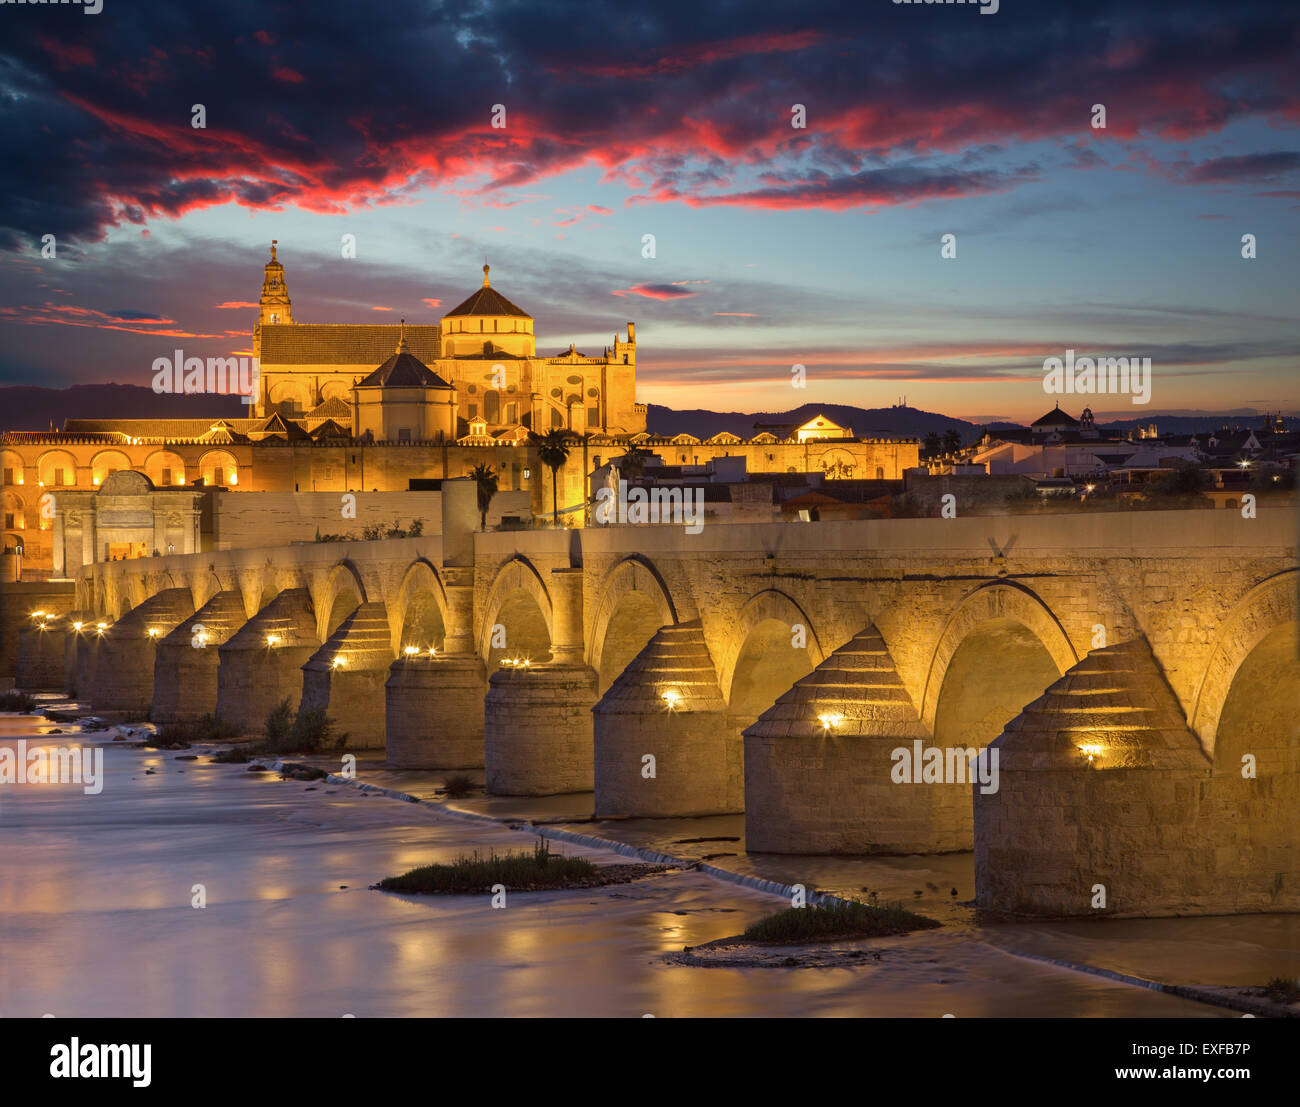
[
  {"left": 612, "top": 283, "right": 699, "bottom": 300},
  {"left": 214, "top": 301, "right": 258, "bottom": 309}
]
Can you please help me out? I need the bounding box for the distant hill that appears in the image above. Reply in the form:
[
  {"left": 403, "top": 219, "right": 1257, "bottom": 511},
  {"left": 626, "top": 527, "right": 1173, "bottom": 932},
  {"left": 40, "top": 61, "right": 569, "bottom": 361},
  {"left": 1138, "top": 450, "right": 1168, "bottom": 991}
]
[
  {"left": 645, "top": 402, "right": 1289, "bottom": 442},
  {"left": 0, "top": 384, "right": 245, "bottom": 431},
  {"left": 0, "top": 384, "right": 1285, "bottom": 440},
  {"left": 646, "top": 402, "right": 987, "bottom": 442}
]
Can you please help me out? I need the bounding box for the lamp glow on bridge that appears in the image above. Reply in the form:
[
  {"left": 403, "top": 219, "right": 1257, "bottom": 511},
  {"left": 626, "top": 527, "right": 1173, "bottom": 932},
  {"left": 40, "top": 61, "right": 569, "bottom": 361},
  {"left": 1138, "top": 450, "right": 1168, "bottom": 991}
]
[
  {"left": 1079, "top": 743, "right": 1104, "bottom": 765},
  {"left": 266, "top": 634, "right": 280, "bottom": 647},
  {"left": 404, "top": 645, "right": 419, "bottom": 656},
  {"left": 427, "top": 647, "right": 437, "bottom": 657},
  {"left": 818, "top": 712, "right": 843, "bottom": 732},
  {"left": 73, "top": 622, "right": 83, "bottom": 631},
  {"left": 147, "top": 628, "right": 159, "bottom": 638},
  {"left": 332, "top": 656, "right": 346, "bottom": 669},
  {"left": 30, "top": 610, "right": 45, "bottom": 619},
  {"left": 660, "top": 688, "right": 683, "bottom": 711}
]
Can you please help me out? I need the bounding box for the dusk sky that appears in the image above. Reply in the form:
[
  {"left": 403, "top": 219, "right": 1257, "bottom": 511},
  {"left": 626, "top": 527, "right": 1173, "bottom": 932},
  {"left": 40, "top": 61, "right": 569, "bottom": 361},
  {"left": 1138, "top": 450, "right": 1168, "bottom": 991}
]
[{"left": 1, "top": 0, "right": 1297, "bottom": 423}]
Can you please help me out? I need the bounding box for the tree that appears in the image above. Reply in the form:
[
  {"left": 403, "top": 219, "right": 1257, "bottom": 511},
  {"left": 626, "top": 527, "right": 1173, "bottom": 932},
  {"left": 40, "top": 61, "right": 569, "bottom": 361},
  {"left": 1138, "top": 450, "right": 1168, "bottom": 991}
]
[
  {"left": 530, "top": 429, "right": 572, "bottom": 526},
  {"left": 617, "top": 445, "right": 653, "bottom": 481},
  {"left": 469, "top": 462, "right": 499, "bottom": 530},
  {"left": 942, "top": 429, "right": 962, "bottom": 454},
  {"left": 922, "top": 431, "right": 941, "bottom": 457}
]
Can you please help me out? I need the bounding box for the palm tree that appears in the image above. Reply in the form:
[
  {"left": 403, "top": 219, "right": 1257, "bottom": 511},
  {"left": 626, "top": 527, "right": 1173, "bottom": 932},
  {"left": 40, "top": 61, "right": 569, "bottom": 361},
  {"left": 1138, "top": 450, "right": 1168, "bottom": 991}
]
[
  {"left": 530, "top": 428, "right": 572, "bottom": 526},
  {"left": 941, "top": 428, "right": 962, "bottom": 454},
  {"left": 469, "top": 462, "right": 498, "bottom": 530},
  {"left": 617, "top": 445, "right": 653, "bottom": 482},
  {"left": 922, "top": 431, "right": 941, "bottom": 457}
]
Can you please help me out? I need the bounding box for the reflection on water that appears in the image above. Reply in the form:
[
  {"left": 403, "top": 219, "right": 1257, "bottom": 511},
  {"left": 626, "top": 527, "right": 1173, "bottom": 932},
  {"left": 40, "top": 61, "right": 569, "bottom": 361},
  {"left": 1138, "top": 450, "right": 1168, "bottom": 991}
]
[{"left": 0, "top": 726, "right": 1253, "bottom": 1017}]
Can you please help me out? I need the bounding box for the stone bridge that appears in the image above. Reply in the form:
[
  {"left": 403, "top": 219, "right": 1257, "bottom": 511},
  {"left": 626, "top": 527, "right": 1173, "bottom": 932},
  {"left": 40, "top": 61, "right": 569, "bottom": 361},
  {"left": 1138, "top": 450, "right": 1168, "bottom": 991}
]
[{"left": 16, "top": 481, "right": 1297, "bottom": 919}]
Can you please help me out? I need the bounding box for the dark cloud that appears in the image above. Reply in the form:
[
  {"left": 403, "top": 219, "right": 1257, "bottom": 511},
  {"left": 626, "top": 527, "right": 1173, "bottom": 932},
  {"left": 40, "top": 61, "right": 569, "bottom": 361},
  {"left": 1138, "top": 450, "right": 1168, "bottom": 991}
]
[
  {"left": 1184, "top": 151, "right": 1300, "bottom": 183},
  {"left": 0, "top": 0, "right": 1296, "bottom": 247}
]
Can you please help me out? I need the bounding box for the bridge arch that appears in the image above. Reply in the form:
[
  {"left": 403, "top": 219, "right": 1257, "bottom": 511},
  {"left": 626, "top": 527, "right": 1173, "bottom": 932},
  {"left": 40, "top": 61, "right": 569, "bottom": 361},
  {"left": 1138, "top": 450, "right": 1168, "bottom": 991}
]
[
  {"left": 189, "top": 570, "right": 227, "bottom": 612},
  {"left": 478, "top": 555, "right": 554, "bottom": 667},
  {"left": 921, "top": 580, "right": 1078, "bottom": 733},
  {"left": 390, "top": 558, "right": 448, "bottom": 656},
  {"left": 316, "top": 559, "right": 369, "bottom": 642},
  {"left": 587, "top": 555, "right": 679, "bottom": 690},
  {"left": 718, "top": 587, "right": 825, "bottom": 708},
  {"left": 1191, "top": 569, "right": 1298, "bottom": 758}
]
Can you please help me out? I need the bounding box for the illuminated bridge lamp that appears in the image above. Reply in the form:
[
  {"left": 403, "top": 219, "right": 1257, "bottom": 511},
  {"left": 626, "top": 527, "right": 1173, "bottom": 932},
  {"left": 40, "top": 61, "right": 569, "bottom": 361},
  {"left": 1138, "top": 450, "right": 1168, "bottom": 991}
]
[
  {"left": 818, "top": 712, "right": 843, "bottom": 732},
  {"left": 660, "top": 688, "right": 683, "bottom": 711},
  {"left": 266, "top": 634, "right": 281, "bottom": 647},
  {"left": 427, "top": 647, "right": 437, "bottom": 658},
  {"left": 147, "top": 628, "right": 159, "bottom": 638},
  {"left": 73, "top": 622, "right": 83, "bottom": 632},
  {"left": 1079, "top": 743, "right": 1104, "bottom": 766},
  {"left": 404, "top": 645, "right": 419, "bottom": 657},
  {"left": 30, "top": 610, "right": 45, "bottom": 620},
  {"left": 332, "top": 656, "right": 346, "bottom": 669}
]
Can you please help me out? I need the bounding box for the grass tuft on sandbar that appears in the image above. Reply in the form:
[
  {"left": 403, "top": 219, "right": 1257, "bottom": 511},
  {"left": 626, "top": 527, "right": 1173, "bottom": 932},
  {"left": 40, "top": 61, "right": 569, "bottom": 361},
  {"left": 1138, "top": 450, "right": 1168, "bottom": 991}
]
[
  {"left": 376, "top": 840, "right": 597, "bottom": 894},
  {"left": 741, "top": 900, "right": 941, "bottom": 944}
]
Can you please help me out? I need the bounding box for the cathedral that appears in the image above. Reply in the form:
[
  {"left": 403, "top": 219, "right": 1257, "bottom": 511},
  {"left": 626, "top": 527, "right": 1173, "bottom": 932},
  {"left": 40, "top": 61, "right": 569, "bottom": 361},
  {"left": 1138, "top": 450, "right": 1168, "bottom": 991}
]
[
  {"left": 253, "top": 242, "right": 645, "bottom": 438},
  {"left": 0, "top": 242, "right": 919, "bottom": 580}
]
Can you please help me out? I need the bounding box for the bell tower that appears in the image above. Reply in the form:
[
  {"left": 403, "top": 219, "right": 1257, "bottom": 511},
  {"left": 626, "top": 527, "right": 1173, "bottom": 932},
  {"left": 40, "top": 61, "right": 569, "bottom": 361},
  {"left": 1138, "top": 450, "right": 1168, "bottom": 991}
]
[{"left": 258, "top": 240, "right": 294, "bottom": 327}]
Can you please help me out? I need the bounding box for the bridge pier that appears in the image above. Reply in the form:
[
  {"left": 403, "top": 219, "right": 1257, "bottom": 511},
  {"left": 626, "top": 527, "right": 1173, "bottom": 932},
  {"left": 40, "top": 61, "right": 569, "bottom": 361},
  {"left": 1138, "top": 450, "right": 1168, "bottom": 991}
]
[
  {"left": 744, "top": 625, "right": 947, "bottom": 854},
  {"left": 61, "top": 612, "right": 93, "bottom": 696},
  {"left": 974, "top": 639, "right": 1295, "bottom": 917},
  {"left": 73, "top": 624, "right": 105, "bottom": 704},
  {"left": 152, "top": 591, "right": 249, "bottom": 725},
  {"left": 593, "top": 621, "right": 739, "bottom": 816},
  {"left": 485, "top": 567, "right": 596, "bottom": 795},
  {"left": 91, "top": 588, "right": 195, "bottom": 715},
  {"left": 299, "top": 601, "right": 392, "bottom": 750},
  {"left": 387, "top": 656, "right": 486, "bottom": 768},
  {"left": 16, "top": 616, "right": 72, "bottom": 690},
  {"left": 385, "top": 568, "right": 483, "bottom": 768},
  {"left": 216, "top": 589, "right": 318, "bottom": 735}
]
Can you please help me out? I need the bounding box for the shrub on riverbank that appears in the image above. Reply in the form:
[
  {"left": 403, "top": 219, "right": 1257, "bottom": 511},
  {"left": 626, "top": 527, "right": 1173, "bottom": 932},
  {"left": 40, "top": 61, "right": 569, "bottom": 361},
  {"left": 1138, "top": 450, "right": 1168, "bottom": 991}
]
[
  {"left": 0, "top": 690, "right": 38, "bottom": 713},
  {"left": 259, "top": 699, "right": 345, "bottom": 754},
  {"left": 1258, "top": 977, "right": 1300, "bottom": 1004},
  {"left": 376, "top": 840, "right": 597, "bottom": 894},
  {"left": 741, "top": 900, "right": 941, "bottom": 944},
  {"left": 442, "top": 773, "right": 476, "bottom": 798}
]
